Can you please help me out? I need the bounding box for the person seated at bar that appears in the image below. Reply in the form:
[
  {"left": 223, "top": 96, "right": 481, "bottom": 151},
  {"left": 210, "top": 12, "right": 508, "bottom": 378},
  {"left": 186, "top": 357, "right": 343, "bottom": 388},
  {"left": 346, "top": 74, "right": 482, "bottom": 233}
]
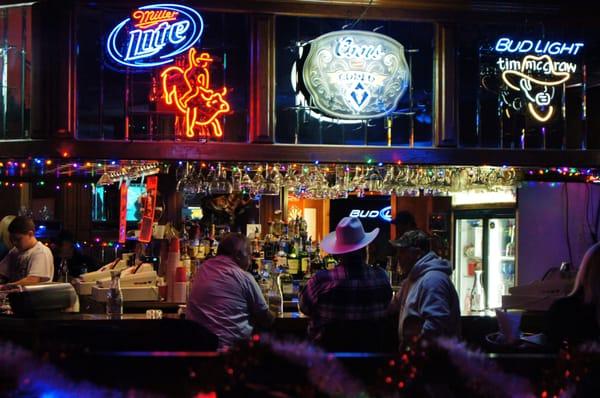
[
  {"left": 546, "top": 242, "right": 600, "bottom": 347},
  {"left": 0, "top": 216, "right": 54, "bottom": 288},
  {"left": 52, "top": 230, "right": 99, "bottom": 280},
  {"left": 0, "top": 215, "right": 15, "bottom": 261},
  {"left": 299, "top": 217, "right": 393, "bottom": 350},
  {"left": 187, "top": 232, "right": 274, "bottom": 350},
  {"left": 389, "top": 230, "right": 460, "bottom": 345}
]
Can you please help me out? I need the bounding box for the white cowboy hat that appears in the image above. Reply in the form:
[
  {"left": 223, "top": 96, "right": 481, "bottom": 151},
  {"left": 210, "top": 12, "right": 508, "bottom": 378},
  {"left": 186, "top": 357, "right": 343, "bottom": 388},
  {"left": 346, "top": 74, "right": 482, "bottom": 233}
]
[
  {"left": 321, "top": 217, "right": 379, "bottom": 255},
  {"left": 502, "top": 54, "right": 571, "bottom": 91}
]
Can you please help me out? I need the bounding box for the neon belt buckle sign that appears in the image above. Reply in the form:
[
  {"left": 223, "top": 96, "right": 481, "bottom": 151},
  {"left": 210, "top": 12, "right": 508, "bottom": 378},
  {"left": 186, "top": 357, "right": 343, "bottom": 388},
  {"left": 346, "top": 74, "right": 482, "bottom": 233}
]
[
  {"left": 301, "top": 30, "right": 409, "bottom": 120},
  {"left": 107, "top": 3, "right": 203, "bottom": 68}
]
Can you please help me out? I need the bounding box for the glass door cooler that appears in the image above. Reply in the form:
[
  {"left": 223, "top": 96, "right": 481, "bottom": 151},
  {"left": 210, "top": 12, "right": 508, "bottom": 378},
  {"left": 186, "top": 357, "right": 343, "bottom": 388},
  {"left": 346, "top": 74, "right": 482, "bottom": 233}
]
[{"left": 453, "top": 209, "right": 516, "bottom": 314}]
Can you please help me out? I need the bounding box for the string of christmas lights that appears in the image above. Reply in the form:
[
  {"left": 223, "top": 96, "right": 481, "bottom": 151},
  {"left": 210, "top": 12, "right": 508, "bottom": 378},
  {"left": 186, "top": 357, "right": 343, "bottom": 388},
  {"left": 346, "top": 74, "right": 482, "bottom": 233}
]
[{"left": 2, "top": 159, "right": 600, "bottom": 192}]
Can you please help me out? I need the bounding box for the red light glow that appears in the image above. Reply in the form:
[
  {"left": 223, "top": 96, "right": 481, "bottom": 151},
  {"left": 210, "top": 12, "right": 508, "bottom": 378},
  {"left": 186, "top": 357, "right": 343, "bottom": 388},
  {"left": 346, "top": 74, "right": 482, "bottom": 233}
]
[
  {"left": 132, "top": 9, "right": 178, "bottom": 29},
  {"left": 161, "top": 48, "right": 230, "bottom": 139}
]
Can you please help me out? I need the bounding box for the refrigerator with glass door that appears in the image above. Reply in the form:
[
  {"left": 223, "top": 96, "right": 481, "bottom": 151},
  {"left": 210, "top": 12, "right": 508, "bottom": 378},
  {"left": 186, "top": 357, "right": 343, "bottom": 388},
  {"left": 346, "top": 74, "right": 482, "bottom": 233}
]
[{"left": 453, "top": 209, "right": 516, "bottom": 314}]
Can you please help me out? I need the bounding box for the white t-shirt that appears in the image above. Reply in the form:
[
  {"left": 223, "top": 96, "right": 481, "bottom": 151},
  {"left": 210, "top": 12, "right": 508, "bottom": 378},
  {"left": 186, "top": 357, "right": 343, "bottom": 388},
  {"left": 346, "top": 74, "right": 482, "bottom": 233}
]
[
  {"left": 0, "top": 241, "right": 54, "bottom": 283},
  {"left": 187, "top": 255, "right": 268, "bottom": 350}
]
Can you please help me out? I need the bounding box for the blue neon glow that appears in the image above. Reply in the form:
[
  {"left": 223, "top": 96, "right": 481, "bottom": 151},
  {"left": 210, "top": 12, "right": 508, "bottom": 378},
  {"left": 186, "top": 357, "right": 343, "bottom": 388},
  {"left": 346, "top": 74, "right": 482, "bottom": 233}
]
[
  {"left": 106, "top": 3, "right": 203, "bottom": 68},
  {"left": 379, "top": 205, "right": 392, "bottom": 222},
  {"left": 494, "top": 37, "right": 584, "bottom": 56}
]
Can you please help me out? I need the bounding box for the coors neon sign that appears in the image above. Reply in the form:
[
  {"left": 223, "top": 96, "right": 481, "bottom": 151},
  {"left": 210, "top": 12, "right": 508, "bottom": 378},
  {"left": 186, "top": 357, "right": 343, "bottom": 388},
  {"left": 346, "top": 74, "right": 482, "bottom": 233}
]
[
  {"left": 107, "top": 3, "right": 203, "bottom": 68},
  {"left": 301, "top": 31, "right": 410, "bottom": 120}
]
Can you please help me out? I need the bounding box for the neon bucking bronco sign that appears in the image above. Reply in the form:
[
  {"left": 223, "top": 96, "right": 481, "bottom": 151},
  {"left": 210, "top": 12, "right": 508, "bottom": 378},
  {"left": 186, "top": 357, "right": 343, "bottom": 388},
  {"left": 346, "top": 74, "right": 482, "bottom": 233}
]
[
  {"left": 107, "top": 3, "right": 203, "bottom": 68},
  {"left": 161, "top": 49, "right": 230, "bottom": 138}
]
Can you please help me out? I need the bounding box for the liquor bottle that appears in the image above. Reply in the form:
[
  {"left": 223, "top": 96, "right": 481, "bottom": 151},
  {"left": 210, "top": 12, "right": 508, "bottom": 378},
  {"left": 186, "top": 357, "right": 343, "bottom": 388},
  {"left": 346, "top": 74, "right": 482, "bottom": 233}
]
[
  {"left": 200, "top": 226, "right": 211, "bottom": 259},
  {"left": 385, "top": 256, "right": 394, "bottom": 282},
  {"left": 299, "top": 237, "right": 309, "bottom": 278},
  {"left": 299, "top": 216, "right": 308, "bottom": 244},
  {"left": 253, "top": 227, "right": 261, "bottom": 257},
  {"left": 267, "top": 267, "right": 283, "bottom": 316},
  {"left": 305, "top": 237, "right": 314, "bottom": 273},
  {"left": 275, "top": 223, "right": 290, "bottom": 268},
  {"left": 190, "top": 226, "right": 201, "bottom": 259},
  {"left": 210, "top": 231, "right": 219, "bottom": 258},
  {"left": 58, "top": 258, "right": 69, "bottom": 283},
  {"left": 504, "top": 224, "right": 515, "bottom": 257},
  {"left": 208, "top": 224, "right": 217, "bottom": 244},
  {"left": 470, "top": 269, "right": 486, "bottom": 312},
  {"left": 181, "top": 240, "right": 192, "bottom": 277},
  {"left": 277, "top": 266, "right": 294, "bottom": 303},
  {"left": 311, "top": 241, "right": 324, "bottom": 272},
  {"left": 106, "top": 270, "right": 123, "bottom": 320},
  {"left": 287, "top": 240, "right": 299, "bottom": 277}
]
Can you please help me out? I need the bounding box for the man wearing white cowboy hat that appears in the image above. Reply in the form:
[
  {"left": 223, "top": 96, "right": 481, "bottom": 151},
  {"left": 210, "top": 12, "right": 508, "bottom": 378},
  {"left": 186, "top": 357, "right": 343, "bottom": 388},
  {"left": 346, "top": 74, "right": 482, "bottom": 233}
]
[{"left": 299, "top": 217, "right": 393, "bottom": 348}]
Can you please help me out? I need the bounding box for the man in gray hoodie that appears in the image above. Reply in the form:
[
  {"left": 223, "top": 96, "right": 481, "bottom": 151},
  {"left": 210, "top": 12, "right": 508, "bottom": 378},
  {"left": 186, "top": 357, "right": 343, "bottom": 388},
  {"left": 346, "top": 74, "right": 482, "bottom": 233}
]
[{"left": 389, "top": 230, "right": 460, "bottom": 344}]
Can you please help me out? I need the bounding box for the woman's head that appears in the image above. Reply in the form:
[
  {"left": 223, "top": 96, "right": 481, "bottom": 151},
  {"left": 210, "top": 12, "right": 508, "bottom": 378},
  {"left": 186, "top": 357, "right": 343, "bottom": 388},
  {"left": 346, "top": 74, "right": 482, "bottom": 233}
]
[{"left": 573, "top": 242, "right": 600, "bottom": 305}]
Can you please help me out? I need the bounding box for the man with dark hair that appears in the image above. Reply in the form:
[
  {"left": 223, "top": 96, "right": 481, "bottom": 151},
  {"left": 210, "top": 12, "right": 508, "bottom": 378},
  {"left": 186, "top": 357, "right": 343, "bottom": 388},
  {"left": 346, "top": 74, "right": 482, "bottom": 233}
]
[
  {"left": 392, "top": 210, "right": 417, "bottom": 237},
  {"left": 377, "top": 210, "right": 418, "bottom": 275},
  {"left": 389, "top": 229, "right": 460, "bottom": 344},
  {"left": 187, "top": 232, "right": 273, "bottom": 350},
  {"left": 299, "top": 217, "right": 393, "bottom": 350},
  {"left": 0, "top": 216, "right": 54, "bottom": 287}
]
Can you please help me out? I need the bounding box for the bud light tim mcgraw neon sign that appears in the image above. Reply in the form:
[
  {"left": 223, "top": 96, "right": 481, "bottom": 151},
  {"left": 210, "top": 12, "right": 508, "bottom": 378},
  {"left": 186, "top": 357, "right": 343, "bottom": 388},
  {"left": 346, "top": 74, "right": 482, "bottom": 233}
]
[{"left": 106, "top": 3, "right": 203, "bottom": 68}]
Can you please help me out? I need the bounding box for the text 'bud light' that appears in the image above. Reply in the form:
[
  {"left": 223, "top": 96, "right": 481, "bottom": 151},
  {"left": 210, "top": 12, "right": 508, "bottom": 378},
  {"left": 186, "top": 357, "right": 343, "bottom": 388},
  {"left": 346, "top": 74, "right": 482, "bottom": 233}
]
[{"left": 349, "top": 206, "right": 392, "bottom": 222}]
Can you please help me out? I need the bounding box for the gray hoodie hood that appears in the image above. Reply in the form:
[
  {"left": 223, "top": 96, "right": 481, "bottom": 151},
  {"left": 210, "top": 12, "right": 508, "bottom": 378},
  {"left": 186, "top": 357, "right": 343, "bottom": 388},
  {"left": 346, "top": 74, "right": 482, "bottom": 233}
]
[
  {"left": 398, "top": 251, "right": 460, "bottom": 342},
  {"left": 408, "top": 251, "right": 453, "bottom": 281}
]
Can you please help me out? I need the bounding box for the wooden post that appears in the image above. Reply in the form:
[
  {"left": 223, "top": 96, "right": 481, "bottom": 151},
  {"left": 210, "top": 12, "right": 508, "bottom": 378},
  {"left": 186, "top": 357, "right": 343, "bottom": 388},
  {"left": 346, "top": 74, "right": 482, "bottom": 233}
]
[
  {"left": 31, "top": 0, "right": 76, "bottom": 138},
  {"left": 433, "top": 23, "right": 457, "bottom": 147},
  {"left": 248, "top": 14, "right": 276, "bottom": 143}
]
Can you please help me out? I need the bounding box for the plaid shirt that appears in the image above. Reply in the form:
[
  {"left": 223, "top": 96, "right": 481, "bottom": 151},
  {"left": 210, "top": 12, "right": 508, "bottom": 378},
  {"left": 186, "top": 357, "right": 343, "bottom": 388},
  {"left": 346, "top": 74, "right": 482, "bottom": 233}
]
[{"left": 299, "top": 263, "right": 393, "bottom": 340}]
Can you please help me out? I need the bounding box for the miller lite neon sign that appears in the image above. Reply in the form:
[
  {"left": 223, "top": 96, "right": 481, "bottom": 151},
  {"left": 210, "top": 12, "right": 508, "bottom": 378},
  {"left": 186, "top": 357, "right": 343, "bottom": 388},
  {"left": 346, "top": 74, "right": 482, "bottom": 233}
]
[{"left": 106, "top": 3, "right": 203, "bottom": 68}]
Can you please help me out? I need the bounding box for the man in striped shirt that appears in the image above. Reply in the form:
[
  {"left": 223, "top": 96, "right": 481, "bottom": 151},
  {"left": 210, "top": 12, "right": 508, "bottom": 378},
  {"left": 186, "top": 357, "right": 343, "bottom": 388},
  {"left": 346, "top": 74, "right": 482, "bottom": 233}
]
[{"left": 299, "top": 217, "right": 393, "bottom": 344}]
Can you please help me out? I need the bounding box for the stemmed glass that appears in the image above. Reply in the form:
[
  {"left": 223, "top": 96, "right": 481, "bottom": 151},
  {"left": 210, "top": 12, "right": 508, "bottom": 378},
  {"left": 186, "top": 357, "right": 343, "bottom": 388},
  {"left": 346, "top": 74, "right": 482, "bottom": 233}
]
[
  {"left": 263, "top": 163, "right": 283, "bottom": 195},
  {"left": 240, "top": 166, "right": 254, "bottom": 194},
  {"left": 381, "top": 165, "right": 396, "bottom": 195},
  {"left": 366, "top": 166, "right": 383, "bottom": 193},
  {"left": 252, "top": 165, "right": 265, "bottom": 195},
  {"left": 208, "top": 163, "right": 233, "bottom": 195}
]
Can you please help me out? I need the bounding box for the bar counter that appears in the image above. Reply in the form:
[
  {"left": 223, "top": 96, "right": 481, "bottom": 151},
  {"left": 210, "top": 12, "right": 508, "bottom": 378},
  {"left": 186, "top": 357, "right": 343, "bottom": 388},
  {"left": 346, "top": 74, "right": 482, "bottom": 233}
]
[
  {"left": 0, "top": 308, "right": 547, "bottom": 354},
  {"left": 6, "top": 308, "right": 595, "bottom": 398},
  {"left": 0, "top": 310, "right": 566, "bottom": 397}
]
